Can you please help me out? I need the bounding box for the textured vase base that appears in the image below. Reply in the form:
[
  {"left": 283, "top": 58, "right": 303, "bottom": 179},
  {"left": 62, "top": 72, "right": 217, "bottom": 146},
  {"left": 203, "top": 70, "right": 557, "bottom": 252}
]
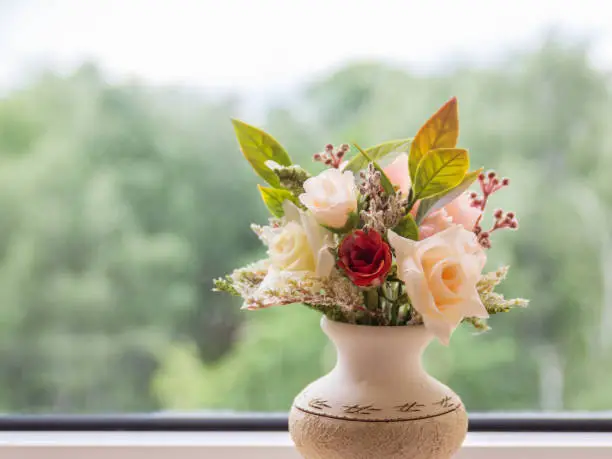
[{"left": 289, "top": 405, "right": 468, "bottom": 459}]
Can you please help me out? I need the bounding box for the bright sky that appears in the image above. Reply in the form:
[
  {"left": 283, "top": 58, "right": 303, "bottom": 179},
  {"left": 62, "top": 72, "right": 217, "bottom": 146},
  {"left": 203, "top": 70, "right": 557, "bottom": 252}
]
[{"left": 1, "top": 0, "right": 611, "bottom": 93}]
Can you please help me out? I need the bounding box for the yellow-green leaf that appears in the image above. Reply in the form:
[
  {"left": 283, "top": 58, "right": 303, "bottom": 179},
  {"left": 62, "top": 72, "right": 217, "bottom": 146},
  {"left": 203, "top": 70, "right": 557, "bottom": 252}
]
[
  {"left": 344, "top": 138, "right": 412, "bottom": 173},
  {"left": 409, "top": 97, "right": 459, "bottom": 182},
  {"left": 353, "top": 143, "right": 395, "bottom": 195},
  {"left": 393, "top": 214, "right": 419, "bottom": 241},
  {"left": 232, "top": 119, "right": 292, "bottom": 188},
  {"left": 415, "top": 168, "right": 483, "bottom": 223},
  {"left": 258, "top": 185, "right": 298, "bottom": 217},
  {"left": 412, "top": 148, "right": 469, "bottom": 201}
]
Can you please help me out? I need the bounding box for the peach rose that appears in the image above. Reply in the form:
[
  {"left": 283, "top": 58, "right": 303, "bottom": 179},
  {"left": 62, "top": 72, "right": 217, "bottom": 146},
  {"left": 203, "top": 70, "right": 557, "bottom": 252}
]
[
  {"left": 444, "top": 192, "right": 481, "bottom": 231},
  {"left": 299, "top": 168, "right": 357, "bottom": 229},
  {"left": 388, "top": 225, "right": 488, "bottom": 344},
  {"left": 383, "top": 153, "right": 411, "bottom": 196},
  {"left": 419, "top": 209, "right": 453, "bottom": 240}
]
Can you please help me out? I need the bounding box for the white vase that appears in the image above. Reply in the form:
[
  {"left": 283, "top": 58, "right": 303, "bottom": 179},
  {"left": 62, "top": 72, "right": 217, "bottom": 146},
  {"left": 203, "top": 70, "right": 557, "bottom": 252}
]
[{"left": 289, "top": 316, "right": 468, "bottom": 459}]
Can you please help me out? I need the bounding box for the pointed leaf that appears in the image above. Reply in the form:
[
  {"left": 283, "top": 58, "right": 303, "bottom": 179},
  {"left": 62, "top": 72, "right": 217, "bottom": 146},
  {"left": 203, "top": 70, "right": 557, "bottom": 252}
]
[
  {"left": 415, "top": 171, "right": 477, "bottom": 224},
  {"left": 409, "top": 97, "right": 459, "bottom": 182},
  {"left": 393, "top": 214, "right": 419, "bottom": 241},
  {"left": 232, "top": 119, "right": 292, "bottom": 188},
  {"left": 412, "top": 148, "right": 469, "bottom": 201},
  {"left": 353, "top": 143, "right": 395, "bottom": 195},
  {"left": 344, "top": 138, "right": 412, "bottom": 173},
  {"left": 415, "top": 168, "right": 483, "bottom": 223},
  {"left": 258, "top": 185, "right": 298, "bottom": 217}
]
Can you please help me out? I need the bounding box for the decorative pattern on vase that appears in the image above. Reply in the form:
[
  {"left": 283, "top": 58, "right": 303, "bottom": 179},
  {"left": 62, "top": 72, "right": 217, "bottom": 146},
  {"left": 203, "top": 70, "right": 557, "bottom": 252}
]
[{"left": 294, "top": 393, "right": 463, "bottom": 422}]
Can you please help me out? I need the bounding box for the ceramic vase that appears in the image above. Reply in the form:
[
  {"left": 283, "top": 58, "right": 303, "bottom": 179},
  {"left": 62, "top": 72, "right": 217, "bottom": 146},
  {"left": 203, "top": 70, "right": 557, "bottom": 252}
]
[{"left": 289, "top": 316, "right": 467, "bottom": 459}]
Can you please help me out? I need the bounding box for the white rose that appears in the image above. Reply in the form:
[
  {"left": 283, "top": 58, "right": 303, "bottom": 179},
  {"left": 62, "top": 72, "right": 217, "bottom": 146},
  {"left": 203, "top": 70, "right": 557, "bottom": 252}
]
[
  {"left": 388, "top": 225, "right": 488, "bottom": 344},
  {"left": 299, "top": 168, "right": 357, "bottom": 229},
  {"left": 267, "top": 221, "right": 315, "bottom": 271},
  {"left": 261, "top": 201, "right": 334, "bottom": 277}
]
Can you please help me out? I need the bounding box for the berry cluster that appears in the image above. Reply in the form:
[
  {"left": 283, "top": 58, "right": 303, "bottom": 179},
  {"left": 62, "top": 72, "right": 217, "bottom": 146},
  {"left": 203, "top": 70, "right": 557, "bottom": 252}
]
[
  {"left": 470, "top": 171, "right": 518, "bottom": 249},
  {"left": 313, "top": 143, "right": 349, "bottom": 169}
]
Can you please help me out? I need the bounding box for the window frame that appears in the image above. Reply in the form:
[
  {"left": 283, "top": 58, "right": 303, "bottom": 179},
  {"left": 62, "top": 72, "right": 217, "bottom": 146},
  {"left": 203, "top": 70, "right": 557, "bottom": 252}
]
[
  {"left": 1, "top": 425, "right": 612, "bottom": 459},
  {"left": 1, "top": 414, "right": 611, "bottom": 459},
  {"left": 1, "top": 412, "right": 611, "bottom": 432}
]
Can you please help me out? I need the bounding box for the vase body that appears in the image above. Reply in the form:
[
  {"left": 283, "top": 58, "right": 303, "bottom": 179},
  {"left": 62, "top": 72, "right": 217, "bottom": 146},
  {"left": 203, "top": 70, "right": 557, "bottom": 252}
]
[{"left": 289, "top": 317, "right": 467, "bottom": 459}]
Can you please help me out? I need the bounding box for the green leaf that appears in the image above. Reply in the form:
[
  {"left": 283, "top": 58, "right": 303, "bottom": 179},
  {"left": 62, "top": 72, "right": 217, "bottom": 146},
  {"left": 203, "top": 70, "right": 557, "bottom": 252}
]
[
  {"left": 409, "top": 97, "right": 459, "bottom": 183},
  {"left": 415, "top": 168, "right": 483, "bottom": 224},
  {"left": 232, "top": 119, "right": 292, "bottom": 188},
  {"left": 412, "top": 148, "right": 469, "bottom": 201},
  {"left": 392, "top": 214, "right": 419, "bottom": 241},
  {"left": 258, "top": 185, "right": 298, "bottom": 217},
  {"left": 344, "top": 138, "right": 412, "bottom": 173},
  {"left": 353, "top": 143, "right": 395, "bottom": 195}
]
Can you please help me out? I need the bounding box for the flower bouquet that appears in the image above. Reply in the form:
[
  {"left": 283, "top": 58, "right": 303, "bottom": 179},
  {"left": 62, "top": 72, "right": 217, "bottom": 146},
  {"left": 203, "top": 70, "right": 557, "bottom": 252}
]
[
  {"left": 214, "top": 98, "right": 528, "bottom": 459},
  {"left": 214, "top": 97, "right": 527, "bottom": 343}
]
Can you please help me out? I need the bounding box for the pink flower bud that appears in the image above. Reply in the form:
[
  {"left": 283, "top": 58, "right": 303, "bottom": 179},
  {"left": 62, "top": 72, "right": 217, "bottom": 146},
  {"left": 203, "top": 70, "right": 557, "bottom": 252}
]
[
  {"left": 336, "top": 150, "right": 345, "bottom": 158},
  {"left": 478, "top": 173, "right": 485, "bottom": 181},
  {"left": 471, "top": 199, "right": 483, "bottom": 208},
  {"left": 313, "top": 153, "right": 322, "bottom": 161},
  {"left": 502, "top": 178, "right": 510, "bottom": 186},
  {"left": 510, "top": 221, "right": 518, "bottom": 229},
  {"left": 325, "top": 159, "right": 333, "bottom": 165},
  {"left": 325, "top": 143, "right": 334, "bottom": 152},
  {"left": 470, "top": 191, "right": 478, "bottom": 199},
  {"left": 340, "top": 144, "right": 350, "bottom": 152},
  {"left": 494, "top": 209, "right": 503, "bottom": 219},
  {"left": 488, "top": 171, "right": 496, "bottom": 179},
  {"left": 506, "top": 211, "right": 515, "bottom": 219},
  {"left": 492, "top": 178, "right": 500, "bottom": 186}
]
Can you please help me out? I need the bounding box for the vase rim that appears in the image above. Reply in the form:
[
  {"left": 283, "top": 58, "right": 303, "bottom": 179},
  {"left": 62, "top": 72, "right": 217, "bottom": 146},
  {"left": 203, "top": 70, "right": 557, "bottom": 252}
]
[{"left": 321, "top": 315, "right": 428, "bottom": 334}]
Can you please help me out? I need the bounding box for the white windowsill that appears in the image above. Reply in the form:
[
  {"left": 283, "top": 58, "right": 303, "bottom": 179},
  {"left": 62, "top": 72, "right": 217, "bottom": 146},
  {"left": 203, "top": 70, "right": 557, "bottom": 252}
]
[{"left": 1, "top": 431, "right": 612, "bottom": 458}]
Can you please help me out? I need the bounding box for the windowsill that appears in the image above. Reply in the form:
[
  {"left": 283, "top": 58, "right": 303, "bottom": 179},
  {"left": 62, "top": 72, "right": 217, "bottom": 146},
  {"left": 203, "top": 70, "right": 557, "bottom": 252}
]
[{"left": 1, "top": 432, "right": 612, "bottom": 458}]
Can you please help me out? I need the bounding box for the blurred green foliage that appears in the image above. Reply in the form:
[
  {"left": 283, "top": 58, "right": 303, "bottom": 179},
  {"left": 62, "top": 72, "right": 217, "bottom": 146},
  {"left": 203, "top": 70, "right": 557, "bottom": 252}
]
[{"left": 1, "top": 37, "right": 612, "bottom": 413}]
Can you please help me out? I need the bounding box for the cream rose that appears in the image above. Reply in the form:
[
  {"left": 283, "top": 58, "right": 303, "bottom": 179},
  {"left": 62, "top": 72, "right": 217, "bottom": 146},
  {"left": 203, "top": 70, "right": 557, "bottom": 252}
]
[
  {"left": 261, "top": 201, "right": 334, "bottom": 277},
  {"left": 266, "top": 221, "right": 316, "bottom": 271},
  {"left": 299, "top": 168, "right": 357, "bottom": 229},
  {"left": 388, "top": 225, "right": 488, "bottom": 344}
]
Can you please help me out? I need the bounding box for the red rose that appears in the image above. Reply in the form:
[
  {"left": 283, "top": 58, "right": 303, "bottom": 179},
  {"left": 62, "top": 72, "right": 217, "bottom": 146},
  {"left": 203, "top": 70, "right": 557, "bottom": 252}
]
[{"left": 337, "top": 230, "right": 392, "bottom": 287}]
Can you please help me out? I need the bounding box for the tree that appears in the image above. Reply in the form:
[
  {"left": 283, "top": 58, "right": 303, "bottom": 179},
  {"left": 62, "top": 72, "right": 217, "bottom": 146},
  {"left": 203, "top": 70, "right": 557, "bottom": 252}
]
[{"left": 0, "top": 65, "right": 263, "bottom": 412}]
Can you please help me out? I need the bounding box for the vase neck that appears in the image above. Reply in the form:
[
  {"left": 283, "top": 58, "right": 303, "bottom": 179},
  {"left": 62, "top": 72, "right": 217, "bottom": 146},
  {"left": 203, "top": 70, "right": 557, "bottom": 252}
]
[{"left": 321, "top": 318, "right": 433, "bottom": 383}]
